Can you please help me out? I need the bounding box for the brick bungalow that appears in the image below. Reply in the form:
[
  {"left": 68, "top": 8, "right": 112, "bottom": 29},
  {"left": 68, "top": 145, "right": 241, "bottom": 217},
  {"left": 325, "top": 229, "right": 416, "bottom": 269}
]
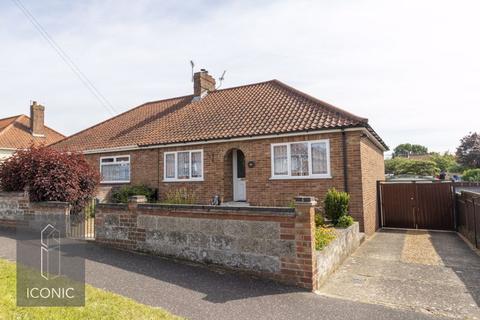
[
  {"left": 53, "top": 70, "right": 387, "bottom": 235},
  {"left": 0, "top": 102, "right": 65, "bottom": 160}
]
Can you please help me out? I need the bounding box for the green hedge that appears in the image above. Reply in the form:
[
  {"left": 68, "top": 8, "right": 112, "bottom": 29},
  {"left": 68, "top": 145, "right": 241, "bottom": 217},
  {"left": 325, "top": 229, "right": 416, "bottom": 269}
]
[{"left": 111, "top": 185, "right": 156, "bottom": 203}]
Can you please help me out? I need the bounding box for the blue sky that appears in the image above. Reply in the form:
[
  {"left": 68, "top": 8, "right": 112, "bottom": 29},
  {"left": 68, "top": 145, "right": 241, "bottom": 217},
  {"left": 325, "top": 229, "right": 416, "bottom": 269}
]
[{"left": 1, "top": 0, "right": 479, "bottom": 154}]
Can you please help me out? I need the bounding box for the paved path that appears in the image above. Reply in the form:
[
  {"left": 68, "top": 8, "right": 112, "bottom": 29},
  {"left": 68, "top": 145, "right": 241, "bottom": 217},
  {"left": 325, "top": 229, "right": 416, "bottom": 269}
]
[
  {"left": 318, "top": 229, "right": 480, "bottom": 319},
  {"left": 0, "top": 229, "right": 449, "bottom": 320}
]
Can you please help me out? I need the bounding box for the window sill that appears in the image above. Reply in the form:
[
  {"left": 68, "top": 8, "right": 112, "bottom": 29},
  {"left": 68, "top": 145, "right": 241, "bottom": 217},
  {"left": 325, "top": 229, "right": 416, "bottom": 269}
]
[
  {"left": 163, "top": 179, "right": 204, "bottom": 183},
  {"left": 269, "top": 175, "right": 332, "bottom": 180},
  {"left": 100, "top": 180, "right": 131, "bottom": 184}
]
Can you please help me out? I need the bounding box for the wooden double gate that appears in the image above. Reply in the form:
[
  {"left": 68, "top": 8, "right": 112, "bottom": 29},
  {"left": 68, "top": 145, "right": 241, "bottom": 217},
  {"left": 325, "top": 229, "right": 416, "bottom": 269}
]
[{"left": 379, "top": 181, "right": 455, "bottom": 230}]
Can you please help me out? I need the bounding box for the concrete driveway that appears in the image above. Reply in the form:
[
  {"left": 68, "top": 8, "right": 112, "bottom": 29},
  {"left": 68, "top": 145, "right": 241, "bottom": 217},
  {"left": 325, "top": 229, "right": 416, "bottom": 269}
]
[{"left": 317, "top": 229, "right": 480, "bottom": 319}]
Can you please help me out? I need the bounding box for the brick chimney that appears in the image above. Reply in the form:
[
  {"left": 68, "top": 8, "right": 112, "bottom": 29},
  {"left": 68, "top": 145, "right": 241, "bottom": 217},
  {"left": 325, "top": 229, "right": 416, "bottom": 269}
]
[
  {"left": 30, "top": 101, "right": 45, "bottom": 137},
  {"left": 193, "top": 69, "right": 216, "bottom": 97}
]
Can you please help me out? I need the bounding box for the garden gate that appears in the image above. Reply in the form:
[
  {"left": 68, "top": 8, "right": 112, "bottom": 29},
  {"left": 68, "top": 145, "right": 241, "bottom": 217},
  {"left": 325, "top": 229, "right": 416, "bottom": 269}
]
[{"left": 67, "top": 198, "right": 96, "bottom": 240}]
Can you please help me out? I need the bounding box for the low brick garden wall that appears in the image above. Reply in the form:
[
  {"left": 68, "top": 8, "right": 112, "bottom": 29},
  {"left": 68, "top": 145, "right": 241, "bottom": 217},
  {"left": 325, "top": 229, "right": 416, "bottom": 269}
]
[
  {"left": 0, "top": 192, "right": 29, "bottom": 229},
  {"left": 315, "top": 222, "right": 363, "bottom": 288},
  {"left": 0, "top": 191, "right": 365, "bottom": 291},
  {"left": 0, "top": 191, "right": 70, "bottom": 230},
  {"left": 95, "top": 200, "right": 318, "bottom": 289}
]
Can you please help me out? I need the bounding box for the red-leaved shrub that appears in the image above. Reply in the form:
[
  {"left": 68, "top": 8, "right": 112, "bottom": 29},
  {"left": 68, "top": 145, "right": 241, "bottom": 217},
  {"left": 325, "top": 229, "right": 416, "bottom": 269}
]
[{"left": 0, "top": 146, "right": 99, "bottom": 213}]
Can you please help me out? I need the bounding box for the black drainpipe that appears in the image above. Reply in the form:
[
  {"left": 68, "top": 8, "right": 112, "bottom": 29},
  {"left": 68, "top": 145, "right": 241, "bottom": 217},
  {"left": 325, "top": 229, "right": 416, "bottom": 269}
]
[
  {"left": 342, "top": 129, "right": 349, "bottom": 193},
  {"left": 157, "top": 148, "right": 161, "bottom": 199}
]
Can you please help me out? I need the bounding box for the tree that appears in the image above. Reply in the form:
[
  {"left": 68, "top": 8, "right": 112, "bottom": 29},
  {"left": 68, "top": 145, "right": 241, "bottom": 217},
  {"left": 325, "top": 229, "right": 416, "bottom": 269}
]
[
  {"left": 385, "top": 157, "right": 408, "bottom": 175},
  {"left": 429, "top": 152, "right": 458, "bottom": 172},
  {"left": 396, "top": 160, "right": 439, "bottom": 176},
  {"left": 462, "top": 169, "right": 480, "bottom": 182},
  {"left": 456, "top": 132, "right": 480, "bottom": 168},
  {"left": 0, "top": 146, "right": 99, "bottom": 213},
  {"left": 393, "top": 143, "right": 428, "bottom": 157}
]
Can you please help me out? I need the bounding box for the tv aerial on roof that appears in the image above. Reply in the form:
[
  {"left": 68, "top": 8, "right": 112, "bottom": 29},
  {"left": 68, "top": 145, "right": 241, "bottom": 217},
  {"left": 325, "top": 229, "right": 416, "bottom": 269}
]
[
  {"left": 216, "top": 70, "right": 227, "bottom": 89},
  {"left": 190, "top": 60, "right": 195, "bottom": 82},
  {"left": 189, "top": 60, "right": 227, "bottom": 88}
]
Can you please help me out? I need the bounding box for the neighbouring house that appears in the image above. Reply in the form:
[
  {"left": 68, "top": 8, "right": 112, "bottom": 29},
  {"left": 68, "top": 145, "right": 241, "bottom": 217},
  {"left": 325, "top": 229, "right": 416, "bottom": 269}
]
[
  {"left": 0, "top": 102, "right": 65, "bottom": 160},
  {"left": 53, "top": 69, "right": 387, "bottom": 235}
]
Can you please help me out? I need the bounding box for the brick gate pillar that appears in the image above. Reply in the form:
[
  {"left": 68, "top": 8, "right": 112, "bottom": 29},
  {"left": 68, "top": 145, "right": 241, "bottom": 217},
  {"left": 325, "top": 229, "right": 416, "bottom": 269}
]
[{"left": 293, "top": 196, "right": 318, "bottom": 290}]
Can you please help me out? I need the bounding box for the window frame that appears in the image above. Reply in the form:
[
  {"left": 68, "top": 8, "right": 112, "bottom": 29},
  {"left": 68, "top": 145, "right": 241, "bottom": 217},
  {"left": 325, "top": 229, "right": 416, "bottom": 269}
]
[
  {"left": 270, "top": 140, "right": 331, "bottom": 179},
  {"left": 99, "top": 155, "right": 131, "bottom": 184},
  {"left": 163, "top": 149, "right": 204, "bottom": 182}
]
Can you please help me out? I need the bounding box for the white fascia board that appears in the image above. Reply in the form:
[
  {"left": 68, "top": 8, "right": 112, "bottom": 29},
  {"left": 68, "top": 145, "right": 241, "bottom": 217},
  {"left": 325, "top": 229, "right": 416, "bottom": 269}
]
[{"left": 82, "top": 127, "right": 386, "bottom": 155}]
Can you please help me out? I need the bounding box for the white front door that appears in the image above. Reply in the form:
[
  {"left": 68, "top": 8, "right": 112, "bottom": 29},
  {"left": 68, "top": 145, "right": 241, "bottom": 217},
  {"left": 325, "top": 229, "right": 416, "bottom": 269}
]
[{"left": 233, "top": 150, "right": 246, "bottom": 201}]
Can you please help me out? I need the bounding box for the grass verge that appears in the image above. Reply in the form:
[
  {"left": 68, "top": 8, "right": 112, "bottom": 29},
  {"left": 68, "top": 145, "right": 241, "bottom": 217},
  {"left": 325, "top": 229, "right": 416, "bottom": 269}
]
[{"left": 0, "top": 258, "right": 182, "bottom": 320}]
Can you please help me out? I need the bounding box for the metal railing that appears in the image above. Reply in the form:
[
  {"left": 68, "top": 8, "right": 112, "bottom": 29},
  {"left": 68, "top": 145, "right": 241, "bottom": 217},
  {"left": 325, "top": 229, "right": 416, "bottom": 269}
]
[{"left": 67, "top": 198, "right": 96, "bottom": 240}]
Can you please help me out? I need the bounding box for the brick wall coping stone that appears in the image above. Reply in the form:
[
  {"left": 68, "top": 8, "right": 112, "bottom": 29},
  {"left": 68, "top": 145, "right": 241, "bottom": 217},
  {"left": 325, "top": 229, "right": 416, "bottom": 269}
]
[
  {"left": 31, "top": 201, "right": 70, "bottom": 208},
  {"left": 97, "top": 203, "right": 129, "bottom": 210},
  {"left": 0, "top": 191, "right": 26, "bottom": 198},
  {"left": 97, "top": 202, "right": 295, "bottom": 216},
  {"left": 140, "top": 203, "right": 295, "bottom": 215}
]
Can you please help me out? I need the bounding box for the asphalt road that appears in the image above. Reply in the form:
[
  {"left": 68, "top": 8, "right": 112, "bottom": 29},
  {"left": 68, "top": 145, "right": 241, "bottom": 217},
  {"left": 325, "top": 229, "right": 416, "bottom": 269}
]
[{"left": 0, "top": 229, "right": 449, "bottom": 320}]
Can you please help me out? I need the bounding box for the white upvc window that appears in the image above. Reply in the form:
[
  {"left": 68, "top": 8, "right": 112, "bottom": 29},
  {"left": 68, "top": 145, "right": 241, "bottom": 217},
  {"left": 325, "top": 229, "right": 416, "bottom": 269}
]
[
  {"left": 270, "top": 140, "right": 331, "bottom": 179},
  {"left": 163, "top": 150, "right": 203, "bottom": 182},
  {"left": 100, "top": 155, "right": 131, "bottom": 183}
]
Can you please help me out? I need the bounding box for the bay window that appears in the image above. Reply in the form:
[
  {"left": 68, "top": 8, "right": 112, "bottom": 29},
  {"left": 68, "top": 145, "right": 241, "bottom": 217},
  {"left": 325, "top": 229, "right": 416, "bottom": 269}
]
[
  {"left": 271, "top": 140, "right": 331, "bottom": 179},
  {"left": 164, "top": 150, "right": 203, "bottom": 181},
  {"left": 100, "top": 155, "right": 131, "bottom": 183}
]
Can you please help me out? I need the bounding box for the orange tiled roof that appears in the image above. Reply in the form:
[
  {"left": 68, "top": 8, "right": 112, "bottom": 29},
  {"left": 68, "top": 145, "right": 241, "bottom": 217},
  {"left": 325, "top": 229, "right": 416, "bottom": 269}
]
[
  {"left": 0, "top": 116, "right": 19, "bottom": 131},
  {"left": 0, "top": 115, "right": 65, "bottom": 150},
  {"left": 53, "top": 80, "right": 387, "bottom": 151}
]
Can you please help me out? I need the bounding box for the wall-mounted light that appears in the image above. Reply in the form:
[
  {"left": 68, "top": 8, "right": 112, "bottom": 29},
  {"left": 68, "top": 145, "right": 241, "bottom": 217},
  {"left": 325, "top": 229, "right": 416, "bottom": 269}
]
[{"left": 247, "top": 160, "right": 255, "bottom": 168}]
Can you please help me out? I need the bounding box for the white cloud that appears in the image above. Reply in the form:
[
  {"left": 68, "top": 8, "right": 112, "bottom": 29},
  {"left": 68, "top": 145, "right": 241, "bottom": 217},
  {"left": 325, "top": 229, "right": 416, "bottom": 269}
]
[{"left": 1, "top": 0, "right": 479, "bottom": 153}]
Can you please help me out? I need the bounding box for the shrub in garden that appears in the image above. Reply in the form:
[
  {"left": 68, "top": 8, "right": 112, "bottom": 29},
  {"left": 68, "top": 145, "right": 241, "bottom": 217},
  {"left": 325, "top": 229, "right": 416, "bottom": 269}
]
[
  {"left": 315, "top": 227, "right": 336, "bottom": 250},
  {"left": 324, "top": 188, "right": 350, "bottom": 224},
  {"left": 314, "top": 210, "right": 325, "bottom": 227},
  {"left": 0, "top": 146, "right": 99, "bottom": 213},
  {"left": 111, "top": 185, "right": 157, "bottom": 203},
  {"left": 462, "top": 168, "right": 480, "bottom": 182},
  {"left": 335, "top": 215, "right": 354, "bottom": 228},
  {"left": 163, "top": 187, "right": 197, "bottom": 204},
  {"left": 315, "top": 213, "right": 324, "bottom": 227}
]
